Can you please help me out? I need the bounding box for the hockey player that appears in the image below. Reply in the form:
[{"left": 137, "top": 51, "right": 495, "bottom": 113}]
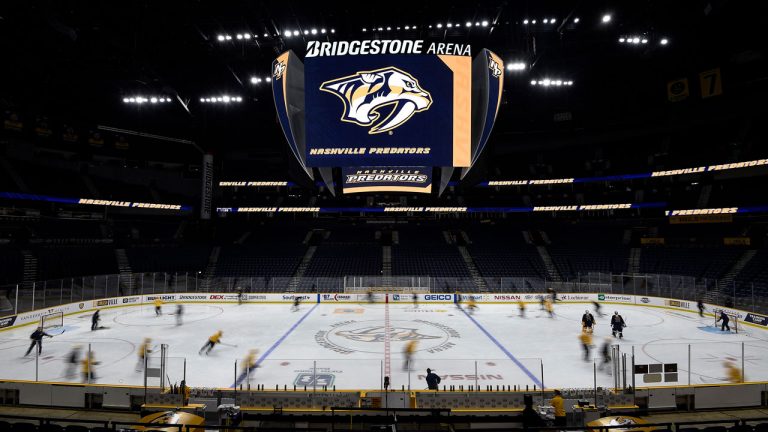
[
  {"left": 723, "top": 358, "right": 742, "bottom": 383},
  {"left": 412, "top": 293, "right": 419, "bottom": 308},
  {"left": 467, "top": 298, "right": 478, "bottom": 315},
  {"left": 199, "top": 330, "right": 223, "bottom": 355},
  {"left": 545, "top": 299, "right": 554, "bottom": 318},
  {"left": 593, "top": 301, "right": 604, "bottom": 317},
  {"left": 291, "top": 296, "right": 301, "bottom": 312},
  {"left": 136, "top": 338, "right": 152, "bottom": 371},
  {"left": 237, "top": 287, "right": 245, "bottom": 305},
  {"left": 548, "top": 287, "right": 558, "bottom": 303},
  {"left": 25, "top": 327, "right": 53, "bottom": 356},
  {"left": 598, "top": 338, "right": 612, "bottom": 372},
  {"left": 518, "top": 300, "right": 526, "bottom": 318},
  {"left": 65, "top": 346, "right": 81, "bottom": 378},
  {"left": 81, "top": 352, "right": 98, "bottom": 383},
  {"left": 91, "top": 309, "right": 101, "bottom": 331},
  {"left": 581, "top": 310, "right": 595, "bottom": 333},
  {"left": 717, "top": 310, "right": 731, "bottom": 331},
  {"left": 456, "top": 292, "right": 462, "bottom": 309},
  {"left": 611, "top": 311, "right": 626, "bottom": 338},
  {"left": 175, "top": 304, "right": 184, "bottom": 326},
  {"left": 242, "top": 349, "right": 259, "bottom": 382},
  {"left": 154, "top": 298, "right": 163, "bottom": 316},
  {"left": 697, "top": 300, "right": 705, "bottom": 318},
  {"left": 579, "top": 331, "right": 593, "bottom": 361},
  {"left": 403, "top": 340, "right": 418, "bottom": 371},
  {"left": 539, "top": 295, "right": 546, "bottom": 310},
  {"left": 366, "top": 290, "right": 374, "bottom": 304}
]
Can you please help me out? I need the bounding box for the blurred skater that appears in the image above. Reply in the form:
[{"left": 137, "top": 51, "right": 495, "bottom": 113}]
[
  {"left": 242, "top": 349, "right": 259, "bottom": 382},
  {"left": 724, "top": 358, "right": 742, "bottom": 383},
  {"left": 467, "top": 298, "right": 477, "bottom": 315},
  {"left": 81, "top": 352, "right": 99, "bottom": 383},
  {"left": 237, "top": 287, "right": 245, "bottom": 305},
  {"left": 403, "top": 340, "right": 418, "bottom": 371},
  {"left": 65, "top": 345, "right": 81, "bottom": 378},
  {"left": 518, "top": 300, "right": 526, "bottom": 318},
  {"left": 545, "top": 299, "right": 555, "bottom": 318},
  {"left": 579, "top": 331, "right": 593, "bottom": 361},
  {"left": 291, "top": 296, "right": 301, "bottom": 312},
  {"left": 199, "top": 330, "right": 223, "bottom": 355},
  {"left": 154, "top": 298, "right": 163, "bottom": 316},
  {"left": 412, "top": 292, "right": 419, "bottom": 308},
  {"left": 598, "top": 338, "right": 612, "bottom": 372},
  {"left": 175, "top": 304, "right": 184, "bottom": 326},
  {"left": 136, "top": 338, "right": 152, "bottom": 371},
  {"left": 697, "top": 300, "right": 705, "bottom": 317},
  {"left": 593, "top": 301, "right": 604, "bottom": 317}
]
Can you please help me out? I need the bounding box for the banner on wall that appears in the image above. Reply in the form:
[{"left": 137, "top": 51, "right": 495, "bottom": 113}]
[{"left": 200, "top": 153, "right": 213, "bottom": 220}]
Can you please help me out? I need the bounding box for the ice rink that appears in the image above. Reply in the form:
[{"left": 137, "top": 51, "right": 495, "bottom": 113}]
[{"left": 1, "top": 300, "right": 766, "bottom": 390}]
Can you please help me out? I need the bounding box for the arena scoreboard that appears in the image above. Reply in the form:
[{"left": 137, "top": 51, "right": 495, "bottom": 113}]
[{"left": 272, "top": 40, "right": 504, "bottom": 195}]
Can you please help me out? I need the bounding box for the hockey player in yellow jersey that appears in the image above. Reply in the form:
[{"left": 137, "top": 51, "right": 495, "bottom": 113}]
[
  {"left": 467, "top": 298, "right": 477, "bottom": 315},
  {"left": 403, "top": 340, "right": 418, "bottom": 371},
  {"left": 136, "top": 338, "right": 152, "bottom": 371},
  {"left": 199, "top": 330, "right": 223, "bottom": 355},
  {"left": 545, "top": 299, "right": 554, "bottom": 318},
  {"left": 518, "top": 300, "right": 526, "bottom": 318},
  {"left": 154, "top": 298, "right": 163, "bottom": 316},
  {"left": 579, "top": 331, "right": 593, "bottom": 361},
  {"left": 81, "top": 352, "right": 99, "bottom": 383},
  {"left": 242, "top": 349, "right": 259, "bottom": 381},
  {"left": 724, "top": 358, "right": 743, "bottom": 383}
]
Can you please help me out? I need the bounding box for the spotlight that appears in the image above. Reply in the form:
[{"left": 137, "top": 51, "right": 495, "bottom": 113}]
[
  {"left": 311, "top": 28, "right": 317, "bottom": 34},
  {"left": 405, "top": 26, "right": 410, "bottom": 30},
  {"left": 321, "top": 28, "right": 326, "bottom": 33},
  {"left": 481, "top": 20, "right": 489, "bottom": 27},
  {"left": 303, "top": 30, "right": 309, "bottom": 35},
  {"left": 250, "top": 77, "right": 259, "bottom": 84},
  {"left": 378, "top": 27, "right": 383, "bottom": 31},
  {"left": 386, "top": 26, "right": 391, "bottom": 31},
  {"left": 284, "top": 30, "right": 292, "bottom": 37},
  {"left": 362, "top": 28, "right": 367, "bottom": 32},
  {"left": 507, "top": 62, "right": 526, "bottom": 71},
  {"left": 542, "top": 79, "right": 551, "bottom": 86},
  {"left": 574, "top": 17, "right": 580, "bottom": 23},
  {"left": 263, "top": 33, "right": 268, "bottom": 37},
  {"left": 530, "top": 80, "right": 537, "bottom": 85},
  {"left": 235, "top": 97, "right": 242, "bottom": 102},
  {"left": 437, "top": 23, "right": 442, "bottom": 28},
  {"left": 265, "top": 77, "right": 272, "bottom": 83},
  {"left": 602, "top": 14, "right": 612, "bottom": 23},
  {"left": 217, "top": 97, "right": 223, "bottom": 102},
  {"left": 619, "top": 38, "right": 625, "bottom": 42},
  {"left": 243, "top": 33, "right": 250, "bottom": 39},
  {"left": 523, "top": 19, "right": 529, "bottom": 24},
  {"left": 129, "top": 98, "right": 135, "bottom": 102},
  {"left": 475, "top": 22, "right": 480, "bottom": 26},
  {"left": 225, "top": 35, "right": 232, "bottom": 40},
  {"left": 396, "top": 27, "right": 400, "bottom": 30},
  {"left": 223, "top": 96, "right": 231, "bottom": 103},
  {"left": 555, "top": 80, "right": 562, "bottom": 86},
  {"left": 466, "top": 22, "right": 472, "bottom": 27},
  {"left": 537, "top": 81, "right": 543, "bottom": 85},
  {"left": 641, "top": 38, "right": 648, "bottom": 44},
  {"left": 428, "top": 25, "right": 433, "bottom": 28},
  {"left": 150, "top": 97, "right": 158, "bottom": 103},
  {"left": 446, "top": 23, "right": 453, "bottom": 28},
  {"left": 293, "top": 30, "right": 299, "bottom": 36},
  {"left": 217, "top": 35, "right": 225, "bottom": 41},
  {"left": 236, "top": 34, "right": 243, "bottom": 39},
  {"left": 199, "top": 97, "right": 205, "bottom": 102},
  {"left": 632, "top": 37, "right": 640, "bottom": 43},
  {"left": 331, "top": 29, "right": 335, "bottom": 33},
  {"left": 550, "top": 18, "right": 556, "bottom": 23},
  {"left": 660, "top": 38, "right": 669, "bottom": 45},
  {"left": 532, "top": 19, "right": 537, "bottom": 24},
  {"left": 122, "top": 98, "right": 129, "bottom": 103},
  {"left": 412, "top": 25, "right": 417, "bottom": 29}
]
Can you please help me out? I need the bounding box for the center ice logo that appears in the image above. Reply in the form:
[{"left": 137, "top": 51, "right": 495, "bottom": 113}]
[{"left": 335, "top": 326, "right": 442, "bottom": 342}]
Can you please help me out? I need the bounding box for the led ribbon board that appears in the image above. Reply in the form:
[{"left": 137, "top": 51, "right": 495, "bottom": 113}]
[{"left": 271, "top": 41, "right": 503, "bottom": 194}]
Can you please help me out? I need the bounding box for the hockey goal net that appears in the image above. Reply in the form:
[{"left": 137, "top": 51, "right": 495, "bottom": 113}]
[
  {"left": 714, "top": 312, "right": 738, "bottom": 333},
  {"left": 41, "top": 312, "right": 63, "bottom": 330}
]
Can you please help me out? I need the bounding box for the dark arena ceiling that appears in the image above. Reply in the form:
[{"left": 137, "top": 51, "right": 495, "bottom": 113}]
[{"left": 0, "top": 0, "right": 766, "bottom": 158}]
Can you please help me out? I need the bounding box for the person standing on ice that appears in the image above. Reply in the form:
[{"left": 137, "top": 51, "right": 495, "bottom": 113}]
[
  {"left": 611, "top": 311, "right": 626, "bottom": 338},
  {"left": 403, "top": 340, "right": 418, "bottom": 371},
  {"left": 581, "top": 310, "right": 595, "bottom": 333},
  {"left": 292, "top": 296, "right": 301, "bottom": 312},
  {"left": 425, "top": 368, "right": 441, "bottom": 390},
  {"left": 25, "top": 327, "right": 52, "bottom": 356},
  {"left": 717, "top": 310, "right": 730, "bottom": 331},
  {"left": 579, "top": 331, "right": 593, "bottom": 361},
  {"left": 518, "top": 300, "right": 526, "bottom": 318},
  {"left": 91, "top": 309, "right": 101, "bottom": 331},
  {"left": 154, "top": 298, "right": 163, "bottom": 316},
  {"left": 697, "top": 299, "right": 705, "bottom": 317},
  {"left": 175, "top": 304, "right": 184, "bottom": 326}
]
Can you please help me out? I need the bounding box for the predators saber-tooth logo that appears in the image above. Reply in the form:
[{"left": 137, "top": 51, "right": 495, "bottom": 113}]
[
  {"left": 488, "top": 59, "right": 502, "bottom": 77},
  {"left": 320, "top": 67, "right": 432, "bottom": 134},
  {"left": 335, "top": 326, "right": 441, "bottom": 342},
  {"left": 273, "top": 61, "right": 286, "bottom": 80}
]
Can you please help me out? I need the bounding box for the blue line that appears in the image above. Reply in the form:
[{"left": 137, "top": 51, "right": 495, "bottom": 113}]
[
  {"left": 231, "top": 302, "right": 319, "bottom": 387},
  {"left": 460, "top": 308, "right": 543, "bottom": 388}
]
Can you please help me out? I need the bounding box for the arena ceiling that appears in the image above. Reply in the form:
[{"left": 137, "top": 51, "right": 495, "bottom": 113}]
[{"left": 0, "top": 1, "right": 765, "bottom": 154}]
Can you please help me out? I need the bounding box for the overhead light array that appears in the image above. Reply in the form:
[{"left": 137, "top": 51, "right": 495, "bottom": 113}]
[
  {"left": 282, "top": 28, "right": 334, "bottom": 38},
  {"left": 530, "top": 79, "right": 574, "bottom": 87},
  {"left": 250, "top": 76, "right": 272, "bottom": 84},
  {"left": 506, "top": 62, "right": 527, "bottom": 71},
  {"left": 122, "top": 96, "right": 173, "bottom": 104},
  {"left": 199, "top": 95, "right": 243, "bottom": 104},
  {"left": 216, "top": 32, "right": 274, "bottom": 42}
]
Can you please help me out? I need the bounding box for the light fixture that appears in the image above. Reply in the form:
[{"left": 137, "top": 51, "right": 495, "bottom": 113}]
[
  {"left": 250, "top": 77, "right": 259, "bottom": 84},
  {"left": 331, "top": 29, "right": 335, "bottom": 33},
  {"left": 602, "top": 14, "right": 612, "bottom": 23},
  {"left": 530, "top": 80, "right": 537, "bottom": 85},
  {"left": 523, "top": 19, "right": 529, "bottom": 24},
  {"left": 303, "top": 30, "right": 309, "bottom": 35},
  {"left": 284, "top": 30, "right": 291, "bottom": 37},
  {"left": 632, "top": 37, "right": 640, "bottom": 43},
  {"left": 641, "top": 38, "right": 648, "bottom": 44},
  {"left": 236, "top": 34, "right": 243, "bottom": 39},
  {"left": 466, "top": 22, "right": 472, "bottom": 27},
  {"left": 386, "top": 26, "right": 391, "bottom": 31},
  {"left": 660, "top": 38, "right": 669, "bottom": 45},
  {"left": 311, "top": 28, "right": 317, "bottom": 35},
  {"left": 574, "top": 17, "right": 580, "bottom": 23},
  {"left": 216, "top": 35, "right": 225, "bottom": 41},
  {"left": 293, "top": 30, "right": 299, "bottom": 36},
  {"left": 405, "top": 26, "right": 410, "bottom": 30},
  {"left": 532, "top": 19, "right": 537, "bottom": 24},
  {"left": 542, "top": 79, "right": 551, "bottom": 86},
  {"left": 396, "top": 26, "right": 400, "bottom": 30},
  {"left": 265, "top": 77, "right": 272, "bottom": 83},
  {"left": 619, "top": 38, "right": 625, "bottom": 42},
  {"left": 437, "top": 23, "right": 442, "bottom": 28},
  {"left": 506, "top": 62, "right": 526, "bottom": 71},
  {"left": 550, "top": 18, "right": 556, "bottom": 23},
  {"left": 481, "top": 20, "right": 489, "bottom": 27},
  {"left": 321, "top": 28, "right": 327, "bottom": 34},
  {"left": 362, "top": 28, "right": 367, "bottom": 32},
  {"left": 446, "top": 23, "right": 453, "bottom": 28},
  {"left": 263, "top": 33, "right": 268, "bottom": 37},
  {"left": 225, "top": 35, "right": 232, "bottom": 40},
  {"left": 243, "top": 33, "right": 250, "bottom": 39},
  {"left": 378, "top": 27, "right": 383, "bottom": 31}
]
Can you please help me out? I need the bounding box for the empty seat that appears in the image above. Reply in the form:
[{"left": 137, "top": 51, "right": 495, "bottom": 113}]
[{"left": 10, "top": 423, "right": 36, "bottom": 432}]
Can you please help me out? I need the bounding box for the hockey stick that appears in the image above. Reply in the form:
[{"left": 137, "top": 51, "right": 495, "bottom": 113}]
[{"left": 219, "top": 342, "right": 239, "bottom": 348}]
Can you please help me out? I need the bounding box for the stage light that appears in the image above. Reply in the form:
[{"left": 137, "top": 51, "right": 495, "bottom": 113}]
[
  {"left": 602, "top": 14, "right": 612, "bottom": 23},
  {"left": 507, "top": 62, "right": 526, "bottom": 71},
  {"left": 225, "top": 35, "right": 232, "bottom": 40},
  {"left": 223, "top": 96, "right": 231, "bottom": 103},
  {"left": 331, "top": 29, "right": 335, "bottom": 33},
  {"left": 311, "top": 28, "right": 317, "bottom": 34},
  {"left": 555, "top": 80, "right": 562, "bottom": 86},
  {"left": 265, "top": 77, "right": 272, "bottom": 83},
  {"left": 481, "top": 20, "right": 489, "bottom": 27},
  {"left": 235, "top": 97, "right": 242, "bottom": 102},
  {"left": 523, "top": 19, "right": 529, "bottom": 24},
  {"left": 263, "top": 33, "right": 268, "bottom": 37},
  {"left": 122, "top": 98, "right": 129, "bottom": 103},
  {"left": 250, "top": 77, "right": 258, "bottom": 84},
  {"left": 641, "top": 38, "right": 648, "bottom": 44},
  {"left": 284, "top": 30, "right": 291, "bottom": 37},
  {"left": 532, "top": 19, "right": 537, "bottom": 24},
  {"left": 150, "top": 97, "right": 157, "bottom": 103},
  {"left": 386, "top": 26, "right": 391, "bottom": 30},
  {"left": 303, "top": 30, "right": 309, "bottom": 35},
  {"left": 428, "top": 25, "right": 433, "bottom": 28},
  {"left": 619, "top": 38, "right": 625, "bottom": 42},
  {"left": 243, "top": 33, "right": 250, "bottom": 39},
  {"left": 293, "top": 30, "right": 299, "bottom": 36},
  {"left": 216, "top": 35, "right": 225, "bottom": 42},
  {"left": 530, "top": 80, "right": 537, "bottom": 85},
  {"left": 632, "top": 37, "right": 640, "bottom": 43},
  {"left": 362, "top": 28, "right": 367, "bottom": 32},
  {"left": 446, "top": 23, "right": 453, "bottom": 28},
  {"left": 236, "top": 34, "right": 243, "bottom": 39},
  {"left": 412, "top": 25, "right": 417, "bottom": 29},
  {"left": 574, "top": 17, "right": 580, "bottom": 23},
  {"left": 396, "top": 27, "right": 400, "bottom": 30},
  {"left": 475, "top": 22, "right": 480, "bottom": 26},
  {"left": 466, "top": 22, "right": 472, "bottom": 27},
  {"left": 436, "top": 23, "right": 442, "bottom": 28},
  {"left": 542, "top": 79, "right": 551, "bottom": 86},
  {"left": 321, "top": 28, "right": 327, "bottom": 33},
  {"left": 550, "top": 18, "right": 556, "bottom": 23},
  {"left": 199, "top": 98, "right": 205, "bottom": 102},
  {"left": 660, "top": 38, "right": 669, "bottom": 45},
  {"left": 404, "top": 26, "right": 410, "bottom": 30},
  {"left": 378, "top": 27, "right": 383, "bottom": 31}
]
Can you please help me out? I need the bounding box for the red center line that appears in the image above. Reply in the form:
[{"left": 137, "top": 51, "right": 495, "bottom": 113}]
[{"left": 384, "top": 294, "right": 391, "bottom": 379}]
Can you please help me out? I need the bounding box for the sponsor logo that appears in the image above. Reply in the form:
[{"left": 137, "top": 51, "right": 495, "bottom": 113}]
[
  {"left": 0, "top": 315, "right": 17, "bottom": 329},
  {"left": 122, "top": 297, "right": 140, "bottom": 304},
  {"left": 665, "top": 300, "right": 690, "bottom": 309},
  {"left": 323, "top": 294, "right": 352, "bottom": 301},
  {"left": 210, "top": 295, "right": 225, "bottom": 300},
  {"left": 418, "top": 373, "right": 505, "bottom": 381},
  {"left": 147, "top": 295, "right": 176, "bottom": 301},
  {"left": 248, "top": 295, "right": 267, "bottom": 300},
  {"left": 273, "top": 61, "right": 286, "bottom": 80},
  {"left": 316, "top": 319, "right": 459, "bottom": 355},
  {"left": 283, "top": 295, "right": 312, "bottom": 301},
  {"left": 93, "top": 299, "right": 118, "bottom": 307},
  {"left": 320, "top": 67, "right": 432, "bottom": 134},
  {"left": 334, "top": 308, "right": 364, "bottom": 314},
  {"left": 293, "top": 368, "right": 337, "bottom": 387},
  {"left": 745, "top": 313, "right": 768, "bottom": 327},
  {"left": 493, "top": 295, "right": 521, "bottom": 301},
  {"left": 560, "top": 294, "right": 590, "bottom": 301},
  {"left": 179, "top": 295, "right": 207, "bottom": 300},
  {"left": 598, "top": 294, "right": 605, "bottom": 301},
  {"left": 641, "top": 297, "right": 650, "bottom": 303},
  {"left": 599, "top": 294, "right": 632, "bottom": 302},
  {"left": 488, "top": 58, "right": 502, "bottom": 77},
  {"left": 79, "top": 303, "right": 84, "bottom": 309},
  {"left": 393, "top": 294, "right": 401, "bottom": 301},
  {"left": 425, "top": 294, "right": 453, "bottom": 301}
]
